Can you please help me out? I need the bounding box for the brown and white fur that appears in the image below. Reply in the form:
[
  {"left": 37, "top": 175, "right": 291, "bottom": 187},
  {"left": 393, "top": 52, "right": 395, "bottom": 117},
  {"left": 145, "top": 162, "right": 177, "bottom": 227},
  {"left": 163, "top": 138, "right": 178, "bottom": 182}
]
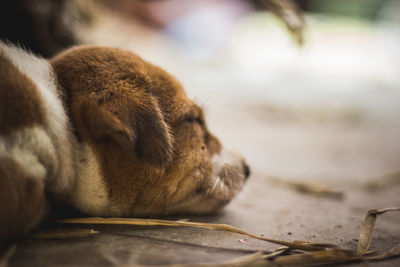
[{"left": 0, "top": 42, "right": 249, "bottom": 243}]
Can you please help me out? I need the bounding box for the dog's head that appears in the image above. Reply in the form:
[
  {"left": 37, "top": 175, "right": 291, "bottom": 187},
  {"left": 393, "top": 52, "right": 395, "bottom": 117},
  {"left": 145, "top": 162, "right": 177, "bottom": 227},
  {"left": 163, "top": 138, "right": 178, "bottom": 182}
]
[{"left": 51, "top": 46, "right": 249, "bottom": 216}]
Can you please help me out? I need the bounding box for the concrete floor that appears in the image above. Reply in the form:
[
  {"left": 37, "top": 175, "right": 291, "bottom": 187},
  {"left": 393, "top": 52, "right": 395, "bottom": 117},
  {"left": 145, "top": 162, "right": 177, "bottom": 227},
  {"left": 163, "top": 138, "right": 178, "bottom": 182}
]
[
  {"left": 7, "top": 8, "right": 400, "bottom": 266},
  {"left": 7, "top": 113, "right": 400, "bottom": 266},
  {"left": 7, "top": 167, "right": 400, "bottom": 266}
]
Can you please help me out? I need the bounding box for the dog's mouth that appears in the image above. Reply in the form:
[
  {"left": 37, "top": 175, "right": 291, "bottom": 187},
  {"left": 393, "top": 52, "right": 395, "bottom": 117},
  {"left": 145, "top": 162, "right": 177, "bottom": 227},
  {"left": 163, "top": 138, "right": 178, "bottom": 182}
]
[{"left": 164, "top": 149, "right": 249, "bottom": 214}]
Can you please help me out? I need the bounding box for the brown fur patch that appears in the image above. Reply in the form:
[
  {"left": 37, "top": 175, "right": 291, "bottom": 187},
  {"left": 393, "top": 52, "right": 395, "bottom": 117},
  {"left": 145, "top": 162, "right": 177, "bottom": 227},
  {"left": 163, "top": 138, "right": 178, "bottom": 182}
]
[
  {"left": 0, "top": 54, "right": 45, "bottom": 135},
  {"left": 0, "top": 157, "right": 47, "bottom": 242}
]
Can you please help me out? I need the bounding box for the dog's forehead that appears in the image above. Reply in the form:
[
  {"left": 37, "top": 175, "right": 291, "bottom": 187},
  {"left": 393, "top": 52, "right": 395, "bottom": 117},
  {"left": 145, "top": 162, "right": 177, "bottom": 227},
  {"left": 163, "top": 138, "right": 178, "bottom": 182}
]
[
  {"left": 52, "top": 46, "right": 197, "bottom": 122},
  {"left": 97, "top": 47, "right": 190, "bottom": 109},
  {"left": 142, "top": 62, "right": 198, "bottom": 123}
]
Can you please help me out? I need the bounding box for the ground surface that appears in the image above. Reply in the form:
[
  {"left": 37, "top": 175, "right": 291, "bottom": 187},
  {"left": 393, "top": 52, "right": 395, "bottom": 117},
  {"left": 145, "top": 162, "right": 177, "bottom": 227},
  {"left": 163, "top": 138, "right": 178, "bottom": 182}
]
[{"left": 6, "top": 7, "right": 400, "bottom": 266}]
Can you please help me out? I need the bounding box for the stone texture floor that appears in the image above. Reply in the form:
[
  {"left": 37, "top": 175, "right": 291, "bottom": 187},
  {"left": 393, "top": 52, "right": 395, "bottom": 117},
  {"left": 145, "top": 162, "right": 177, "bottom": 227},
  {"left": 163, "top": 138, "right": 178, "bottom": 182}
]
[{"left": 6, "top": 7, "right": 400, "bottom": 266}]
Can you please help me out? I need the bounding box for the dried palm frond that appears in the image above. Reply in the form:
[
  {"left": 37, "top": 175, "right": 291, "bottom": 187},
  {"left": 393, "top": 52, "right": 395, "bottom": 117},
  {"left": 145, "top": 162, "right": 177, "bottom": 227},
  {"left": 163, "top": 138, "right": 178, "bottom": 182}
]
[{"left": 56, "top": 207, "right": 400, "bottom": 266}]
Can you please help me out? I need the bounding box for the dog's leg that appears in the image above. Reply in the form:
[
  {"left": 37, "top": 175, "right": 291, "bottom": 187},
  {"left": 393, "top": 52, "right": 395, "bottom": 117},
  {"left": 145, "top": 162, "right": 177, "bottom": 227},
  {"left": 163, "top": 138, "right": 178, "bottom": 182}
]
[{"left": 0, "top": 157, "right": 47, "bottom": 243}]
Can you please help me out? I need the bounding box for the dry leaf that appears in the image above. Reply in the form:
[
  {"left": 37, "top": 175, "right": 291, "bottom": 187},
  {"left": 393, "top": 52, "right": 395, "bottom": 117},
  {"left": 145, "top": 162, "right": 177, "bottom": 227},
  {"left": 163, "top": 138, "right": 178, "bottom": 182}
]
[
  {"left": 357, "top": 207, "right": 400, "bottom": 254},
  {"left": 363, "top": 243, "right": 400, "bottom": 261},
  {"left": 263, "top": 246, "right": 289, "bottom": 259},
  {"left": 58, "top": 217, "right": 323, "bottom": 251},
  {"left": 366, "top": 171, "right": 400, "bottom": 192},
  {"left": 31, "top": 229, "right": 99, "bottom": 239},
  {"left": 202, "top": 252, "right": 266, "bottom": 267},
  {"left": 289, "top": 182, "right": 343, "bottom": 199},
  {"left": 269, "top": 177, "right": 344, "bottom": 200},
  {"left": 254, "top": 0, "right": 305, "bottom": 45},
  {"left": 270, "top": 249, "right": 360, "bottom": 266},
  {"left": 164, "top": 252, "right": 268, "bottom": 267},
  {"left": 57, "top": 207, "right": 400, "bottom": 266}
]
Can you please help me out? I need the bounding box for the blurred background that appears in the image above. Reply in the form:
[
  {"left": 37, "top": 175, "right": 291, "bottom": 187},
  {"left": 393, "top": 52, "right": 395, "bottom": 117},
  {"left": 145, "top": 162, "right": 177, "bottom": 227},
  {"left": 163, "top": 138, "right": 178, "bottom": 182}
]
[
  {"left": 3, "top": 1, "right": 400, "bottom": 265},
  {"left": 2, "top": 0, "right": 399, "bottom": 185},
  {"left": 2, "top": 0, "right": 399, "bottom": 186},
  {"left": 88, "top": 0, "right": 400, "bottom": 185}
]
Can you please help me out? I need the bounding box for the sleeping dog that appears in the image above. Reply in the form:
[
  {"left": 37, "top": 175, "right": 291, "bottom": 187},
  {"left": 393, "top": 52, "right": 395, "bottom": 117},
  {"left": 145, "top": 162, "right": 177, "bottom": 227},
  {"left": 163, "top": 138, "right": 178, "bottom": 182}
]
[{"left": 0, "top": 42, "right": 250, "bottom": 243}]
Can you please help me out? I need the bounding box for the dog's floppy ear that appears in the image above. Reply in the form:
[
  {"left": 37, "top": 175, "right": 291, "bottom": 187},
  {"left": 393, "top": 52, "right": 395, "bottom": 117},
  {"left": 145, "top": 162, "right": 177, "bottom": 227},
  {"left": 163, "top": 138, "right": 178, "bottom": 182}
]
[
  {"left": 50, "top": 46, "right": 174, "bottom": 166},
  {"left": 79, "top": 91, "right": 174, "bottom": 167}
]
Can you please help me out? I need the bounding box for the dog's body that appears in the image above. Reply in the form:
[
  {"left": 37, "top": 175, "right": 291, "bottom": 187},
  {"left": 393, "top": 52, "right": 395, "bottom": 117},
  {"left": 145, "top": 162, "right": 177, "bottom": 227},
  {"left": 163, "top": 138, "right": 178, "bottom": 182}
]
[{"left": 0, "top": 42, "right": 249, "bottom": 243}]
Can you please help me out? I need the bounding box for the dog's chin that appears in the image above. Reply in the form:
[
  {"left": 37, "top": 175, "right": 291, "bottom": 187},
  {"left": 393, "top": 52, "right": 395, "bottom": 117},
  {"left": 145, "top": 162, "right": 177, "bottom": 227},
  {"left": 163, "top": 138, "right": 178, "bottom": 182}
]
[{"left": 163, "top": 149, "right": 246, "bottom": 215}]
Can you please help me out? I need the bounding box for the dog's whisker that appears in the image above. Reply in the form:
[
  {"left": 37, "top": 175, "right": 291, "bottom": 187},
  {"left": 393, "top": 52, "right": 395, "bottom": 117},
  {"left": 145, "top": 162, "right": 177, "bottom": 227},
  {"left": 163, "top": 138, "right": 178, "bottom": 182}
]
[
  {"left": 194, "top": 94, "right": 219, "bottom": 108},
  {"left": 219, "top": 179, "right": 225, "bottom": 190},
  {"left": 204, "top": 189, "right": 210, "bottom": 197},
  {"left": 210, "top": 177, "right": 220, "bottom": 193}
]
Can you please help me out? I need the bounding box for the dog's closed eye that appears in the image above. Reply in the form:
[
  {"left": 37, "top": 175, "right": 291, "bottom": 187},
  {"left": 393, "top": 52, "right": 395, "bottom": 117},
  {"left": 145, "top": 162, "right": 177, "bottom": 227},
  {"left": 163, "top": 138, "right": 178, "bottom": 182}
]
[{"left": 184, "top": 116, "right": 203, "bottom": 125}]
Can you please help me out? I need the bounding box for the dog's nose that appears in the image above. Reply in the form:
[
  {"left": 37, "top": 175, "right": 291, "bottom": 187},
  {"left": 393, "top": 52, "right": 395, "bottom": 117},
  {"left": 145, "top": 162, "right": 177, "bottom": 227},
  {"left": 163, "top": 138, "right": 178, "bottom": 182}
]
[{"left": 243, "top": 162, "right": 250, "bottom": 180}]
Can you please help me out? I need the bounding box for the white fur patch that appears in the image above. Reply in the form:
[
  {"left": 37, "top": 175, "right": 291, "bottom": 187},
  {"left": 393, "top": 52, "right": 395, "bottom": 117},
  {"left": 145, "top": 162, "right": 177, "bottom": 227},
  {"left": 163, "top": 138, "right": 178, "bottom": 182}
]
[
  {"left": 211, "top": 148, "right": 243, "bottom": 178},
  {"left": 0, "top": 127, "right": 53, "bottom": 182},
  {"left": 71, "top": 144, "right": 113, "bottom": 215},
  {"left": 0, "top": 42, "right": 112, "bottom": 215},
  {"left": 0, "top": 42, "right": 75, "bottom": 192},
  {"left": 0, "top": 41, "right": 75, "bottom": 193}
]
